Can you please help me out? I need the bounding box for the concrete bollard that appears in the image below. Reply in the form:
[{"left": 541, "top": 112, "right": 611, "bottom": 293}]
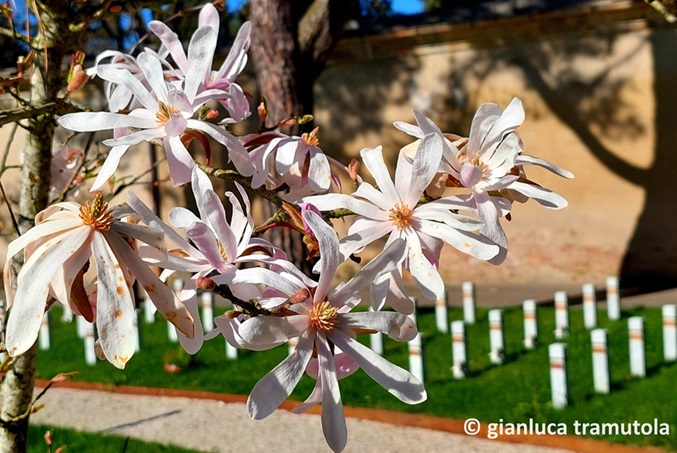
[
  {"left": 435, "top": 288, "right": 449, "bottom": 333},
  {"left": 61, "top": 303, "right": 73, "bottom": 323},
  {"left": 168, "top": 278, "right": 183, "bottom": 343},
  {"left": 39, "top": 312, "right": 50, "bottom": 351},
  {"left": 141, "top": 286, "right": 156, "bottom": 323},
  {"left": 201, "top": 291, "right": 214, "bottom": 333},
  {"left": 451, "top": 320, "right": 467, "bottom": 379},
  {"left": 76, "top": 315, "right": 87, "bottom": 339},
  {"left": 554, "top": 291, "right": 569, "bottom": 339},
  {"left": 628, "top": 317, "right": 646, "bottom": 378},
  {"left": 583, "top": 283, "right": 597, "bottom": 329},
  {"left": 523, "top": 299, "right": 538, "bottom": 350},
  {"left": 488, "top": 309, "right": 505, "bottom": 365},
  {"left": 463, "top": 282, "right": 476, "bottom": 324},
  {"left": 663, "top": 304, "right": 677, "bottom": 362},
  {"left": 606, "top": 276, "right": 621, "bottom": 321},
  {"left": 549, "top": 343, "right": 568, "bottom": 409},
  {"left": 133, "top": 308, "right": 141, "bottom": 353},
  {"left": 591, "top": 329, "right": 610, "bottom": 394}
]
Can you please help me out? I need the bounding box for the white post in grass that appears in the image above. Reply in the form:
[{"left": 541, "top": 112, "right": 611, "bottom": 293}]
[
  {"left": 435, "top": 288, "right": 449, "bottom": 333},
  {"left": 591, "top": 328, "right": 610, "bottom": 394},
  {"left": 628, "top": 317, "right": 646, "bottom": 378},
  {"left": 141, "top": 287, "right": 156, "bottom": 324},
  {"left": 369, "top": 306, "right": 384, "bottom": 355},
  {"left": 288, "top": 336, "right": 299, "bottom": 356},
  {"left": 549, "top": 343, "right": 568, "bottom": 409},
  {"left": 583, "top": 283, "right": 597, "bottom": 329},
  {"left": 554, "top": 291, "right": 569, "bottom": 339},
  {"left": 606, "top": 276, "right": 621, "bottom": 321},
  {"left": 201, "top": 291, "right": 214, "bottom": 333},
  {"left": 76, "top": 315, "right": 87, "bottom": 339},
  {"left": 523, "top": 299, "right": 538, "bottom": 350},
  {"left": 407, "top": 308, "right": 425, "bottom": 384},
  {"left": 84, "top": 321, "right": 96, "bottom": 366},
  {"left": 462, "top": 281, "right": 476, "bottom": 324},
  {"left": 662, "top": 304, "right": 677, "bottom": 362},
  {"left": 168, "top": 278, "right": 183, "bottom": 343},
  {"left": 451, "top": 320, "right": 467, "bottom": 379},
  {"left": 225, "top": 339, "right": 238, "bottom": 360},
  {"left": 61, "top": 303, "right": 73, "bottom": 323},
  {"left": 38, "top": 312, "right": 50, "bottom": 351},
  {"left": 133, "top": 309, "right": 141, "bottom": 353},
  {"left": 488, "top": 309, "right": 504, "bottom": 365}
]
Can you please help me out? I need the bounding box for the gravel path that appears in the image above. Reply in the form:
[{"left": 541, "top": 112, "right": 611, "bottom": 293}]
[{"left": 31, "top": 387, "right": 572, "bottom": 453}]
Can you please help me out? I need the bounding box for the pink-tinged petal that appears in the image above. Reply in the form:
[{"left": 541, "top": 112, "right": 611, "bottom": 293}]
[
  {"left": 404, "top": 133, "right": 444, "bottom": 206},
  {"left": 165, "top": 136, "right": 195, "bottom": 186},
  {"left": 340, "top": 219, "right": 392, "bottom": 258},
  {"left": 230, "top": 267, "right": 304, "bottom": 297},
  {"left": 198, "top": 3, "right": 220, "bottom": 31},
  {"left": 329, "top": 329, "right": 427, "bottom": 404},
  {"left": 215, "top": 315, "right": 282, "bottom": 351},
  {"left": 186, "top": 120, "right": 253, "bottom": 177},
  {"left": 460, "top": 162, "right": 483, "bottom": 187},
  {"left": 247, "top": 330, "right": 314, "bottom": 419},
  {"left": 307, "top": 146, "right": 331, "bottom": 192},
  {"left": 5, "top": 218, "right": 81, "bottom": 262},
  {"left": 58, "top": 112, "right": 156, "bottom": 132},
  {"left": 473, "top": 190, "right": 508, "bottom": 264},
  {"left": 220, "top": 83, "right": 251, "bottom": 121},
  {"left": 104, "top": 231, "right": 194, "bottom": 338},
  {"left": 174, "top": 278, "right": 204, "bottom": 354},
  {"left": 516, "top": 154, "right": 574, "bottom": 179},
  {"left": 353, "top": 182, "right": 391, "bottom": 211},
  {"left": 375, "top": 270, "right": 415, "bottom": 314},
  {"left": 360, "top": 146, "right": 399, "bottom": 203},
  {"left": 339, "top": 311, "right": 417, "bottom": 341},
  {"left": 102, "top": 128, "right": 164, "bottom": 147},
  {"left": 332, "top": 238, "right": 406, "bottom": 307},
  {"left": 6, "top": 226, "right": 90, "bottom": 356},
  {"left": 482, "top": 97, "right": 525, "bottom": 158},
  {"left": 467, "top": 102, "right": 503, "bottom": 153},
  {"left": 508, "top": 181, "right": 568, "bottom": 209},
  {"left": 484, "top": 133, "right": 520, "bottom": 177},
  {"left": 404, "top": 230, "right": 444, "bottom": 301},
  {"left": 393, "top": 120, "right": 424, "bottom": 138},
  {"left": 137, "top": 52, "right": 168, "bottom": 104},
  {"left": 91, "top": 145, "right": 130, "bottom": 191},
  {"left": 96, "top": 65, "right": 157, "bottom": 111},
  {"left": 238, "top": 315, "right": 309, "bottom": 345},
  {"left": 91, "top": 233, "right": 135, "bottom": 369},
  {"left": 215, "top": 22, "right": 251, "bottom": 81},
  {"left": 112, "top": 222, "right": 165, "bottom": 251},
  {"left": 185, "top": 27, "right": 217, "bottom": 102},
  {"left": 304, "top": 194, "right": 388, "bottom": 221},
  {"left": 164, "top": 115, "right": 188, "bottom": 137},
  {"left": 185, "top": 222, "right": 228, "bottom": 271},
  {"left": 148, "top": 21, "right": 187, "bottom": 72},
  {"left": 316, "top": 333, "right": 347, "bottom": 453},
  {"left": 275, "top": 139, "right": 304, "bottom": 177},
  {"left": 291, "top": 381, "right": 322, "bottom": 414},
  {"left": 168, "top": 207, "right": 201, "bottom": 230},
  {"left": 303, "top": 210, "right": 340, "bottom": 302},
  {"left": 50, "top": 234, "right": 93, "bottom": 308}
]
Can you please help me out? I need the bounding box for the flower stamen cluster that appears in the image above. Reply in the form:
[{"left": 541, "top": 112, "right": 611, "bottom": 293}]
[
  {"left": 308, "top": 300, "right": 338, "bottom": 332},
  {"left": 388, "top": 202, "right": 414, "bottom": 229},
  {"left": 79, "top": 192, "right": 114, "bottom": 231}
]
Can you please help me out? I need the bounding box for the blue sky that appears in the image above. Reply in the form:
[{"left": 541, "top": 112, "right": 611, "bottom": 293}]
[{"left": 227, "top": 0, "right": 424, "bottom": 15}]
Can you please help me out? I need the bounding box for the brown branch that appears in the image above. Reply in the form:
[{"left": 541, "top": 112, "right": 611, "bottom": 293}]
[
  {"left": 645, "top": 0, "right": 677, "bottom": 24},
  {"left": 0, "top": 101, "right": 82, "bottom": 129},
  {"left": 198, "top": 164, "right": 287, "bottom": 207}
]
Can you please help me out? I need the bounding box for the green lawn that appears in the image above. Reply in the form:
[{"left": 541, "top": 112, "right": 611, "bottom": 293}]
[
  {"left": 36, "top": 304, "right": 677, "bottom": 450},
  {"left": 29, "top": 425, "right": 198, "bottom": 452}
]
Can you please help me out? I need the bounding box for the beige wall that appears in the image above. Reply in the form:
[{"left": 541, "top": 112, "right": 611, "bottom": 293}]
[{"left": 314, "top": 3, "right": 671, "bottom": 290}]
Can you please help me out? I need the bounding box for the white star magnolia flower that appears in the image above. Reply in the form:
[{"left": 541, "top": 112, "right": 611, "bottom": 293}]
[
  {"left": 305, "top": 134, "right": 499, "bottom": 306},
  {"left": 394, "top": 97, "right": 574, "bottom": 263},
  {"left": 149, "top": 3, "right": 252, "bottom": 122},
  {"left": 2, "top": 193, "right": 194, "bottom": 369},
  {"left": 234, "top": 210, "right": 425, "bottom": 453},
  {"left": 59, "top": 50, "right": 252, "bottom": 189},
  {"left": 131, "top": 166, "right": 296, "bottom": 353}
]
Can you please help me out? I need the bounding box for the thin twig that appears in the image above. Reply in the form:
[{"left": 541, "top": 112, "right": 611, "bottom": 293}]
[
  {"left": 109, "top": 157, "right": 168, "bottom": 199},
  {"left": 645, "top": 0, "right": 677, "bottom": 24},
  {"left": 0, "top": 179, "right": 20, "bottom": 236},
  {"left": 0, "top": 123, "right": 19, "bottom": 178},
  {"left": 0, "top": 100, "right": 82, "bottom": 128}
]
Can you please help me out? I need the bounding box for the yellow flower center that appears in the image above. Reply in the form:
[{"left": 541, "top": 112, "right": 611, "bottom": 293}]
[
  {"left": 309, "top": 301, "right": 338, "bottom": 332},
  {"left": 156, "top": 101, "right": 180, "bottom": 126},
  {"left": 389, "top": 202, "right": 414, "bottom": 229},
  {"left": 79, "top": 192, "right": 114, "bottom": 231},
  {"left": 217, "top": 240, "right": 228, "bottom": 262},
  {"left": 301, "top": 127, "right": 320, "bottom": 147}
]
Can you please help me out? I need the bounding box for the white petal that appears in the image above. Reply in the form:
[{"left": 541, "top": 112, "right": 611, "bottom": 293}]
[
  {"left": 360, "top": 146, "right": 399, "bottom": 203},
  {"left": 404, "top": 133, "right": 444, "bottom": 207},
  {"left": 91, "top": 146, "right": 130, "bottom": 191},
  {"left": 330, "top": 330, "right": 426, "bottom": 404},
  {"left": 238, "top": 315, "right": 308, "bottom": 345},
  {"left": 96, "top": 65, "right": 157, "bottom": 112},
  {"left": 339, "top": 311, "right": 417, "bottom": 341},
  {"left": 304, "top": 194, "right": 388, "bottom": 221},
  {"left": 516, "top": 154, "right": 574, "bottom": 179},
  {"left": 316, "top": 334, "right": 347, "bottom": 453},
  {"left": 303, "top": 211, "right": 340, "bottom": 302},
  {"left": 246, "top": 330, "right": 314, "bottom": 419},
  {"left": 185, "top": 27, "right": 217, "bottom": 102},
  {"left": 59, "top": 112, "right": 156, "bottom": 132},
  {"left": 509, "top": 181, "right": 568, "bottom": 209},
  {"left": 405, "top": 230, "right": 445, "bottom": 301}
]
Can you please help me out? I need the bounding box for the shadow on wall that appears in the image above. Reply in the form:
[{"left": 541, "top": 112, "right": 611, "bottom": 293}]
[{"left": 445, "top": 26, "right": 677, "bottom": 291}]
